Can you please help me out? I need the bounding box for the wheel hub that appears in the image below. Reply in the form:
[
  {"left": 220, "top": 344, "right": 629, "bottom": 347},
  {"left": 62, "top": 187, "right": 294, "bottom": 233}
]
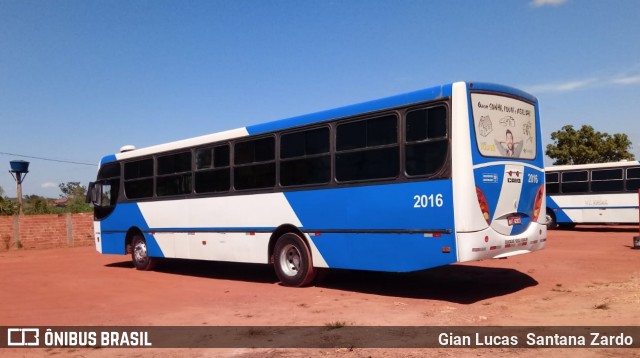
[{"left": 279, "top": 244, "right": 301, "bottom": 277}]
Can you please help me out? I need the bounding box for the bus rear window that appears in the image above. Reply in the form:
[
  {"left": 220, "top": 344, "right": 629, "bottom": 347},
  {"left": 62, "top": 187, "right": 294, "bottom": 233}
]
[{"left": 471, "top": 93, "right": 536, "bottom": 160}]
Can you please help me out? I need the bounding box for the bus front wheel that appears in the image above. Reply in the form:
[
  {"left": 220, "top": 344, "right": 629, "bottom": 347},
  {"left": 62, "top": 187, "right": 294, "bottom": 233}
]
[
  {"left": 273, "top": 233, "right": 317, "bottom": 287},
  {"left": 131, "top": 235, "right": 156, "bottom": 271}
]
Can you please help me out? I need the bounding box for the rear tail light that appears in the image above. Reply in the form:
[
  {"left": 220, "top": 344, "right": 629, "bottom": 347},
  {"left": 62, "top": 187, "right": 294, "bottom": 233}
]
[
  {"left": 476, "top": 186, "right": 491, "bottom": 225},
  {"left": 532, "top": 184, "right": 544, "bottom": 222}
]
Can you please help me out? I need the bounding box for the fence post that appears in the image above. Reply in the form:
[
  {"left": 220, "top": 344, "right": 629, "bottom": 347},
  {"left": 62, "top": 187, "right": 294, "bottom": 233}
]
[
  {"left": 13, "top": 215, "right": 20, "bottom": 249},
  {"left": 66, "top": 213, "right": 73, "bottom": 247}
]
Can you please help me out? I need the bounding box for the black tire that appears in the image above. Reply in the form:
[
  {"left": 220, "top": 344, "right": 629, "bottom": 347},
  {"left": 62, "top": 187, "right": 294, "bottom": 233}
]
[
  {"left": 546, "top": 209, "right": 557, "bottom": 230},
  {"left": 131, "top": 235, "right": 156, "bottom": 271},
  {"left": 273, "top": 233, "right": 317, "bottom": 287}
]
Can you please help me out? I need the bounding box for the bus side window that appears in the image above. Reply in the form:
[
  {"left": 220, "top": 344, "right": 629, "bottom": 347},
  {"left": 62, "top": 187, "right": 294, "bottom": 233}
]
[
  {"left": 545, "top": 172, "right": 559, "bottom": 194},
  {"left": 157, "top": 151, "right": 192, "bottom": 197},
  {"left": 99, "top": 183, "right": 112, "bottom": 206},
  {"left": 591, "top": 168, "right": 623, "bottom": 192},
  {"left": 195, "top": 144, "right": 230, "bottom": 193},
  {"left": 234, "top": 137, "right": 276, "bottom": 190},
  {"left": 124, "top": 159, "right": 154, "bottom": 199},
  {"left": 561, "top": 171, "right": 588, "bottom": 193},
  {"left": 336, "top": 115, "right": 399, "bottom": 182},
  {"left": 93, "top": 162, "right": 121, "bottom": 216},
  {"left": 280, "top": 127, "right": 330, "bottom": 187},
  {"left": 626, "top": 167, "right": 640, "bottom": 191},
  {"left": 405, "top": 106, "right": 448, "bottom": 176}
]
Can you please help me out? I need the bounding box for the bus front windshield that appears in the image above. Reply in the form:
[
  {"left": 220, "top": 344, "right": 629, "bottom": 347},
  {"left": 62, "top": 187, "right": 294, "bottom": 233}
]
[{"left": 471, "top": 93, "right": 536, "bottom": 160}]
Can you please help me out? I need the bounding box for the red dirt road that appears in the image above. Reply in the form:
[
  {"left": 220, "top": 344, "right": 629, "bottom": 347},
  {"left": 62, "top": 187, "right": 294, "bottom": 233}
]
[{"left": 1, "top": 226, "right": 639, "bottom": 357}]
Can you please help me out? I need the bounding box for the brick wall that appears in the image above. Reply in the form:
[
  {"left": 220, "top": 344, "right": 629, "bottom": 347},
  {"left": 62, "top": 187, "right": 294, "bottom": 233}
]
[
  {"left": 0, "top": 213, "right": 94, "bottom": 251},
  {"left": 0, "top": 216, "right": 13, "bottom": 250}
]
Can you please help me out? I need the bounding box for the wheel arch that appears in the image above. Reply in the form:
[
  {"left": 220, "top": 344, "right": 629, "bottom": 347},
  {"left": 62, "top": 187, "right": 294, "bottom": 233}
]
[
  {"left": 268, "top": 224, "right": 308, "bottom": 264},
  {"left": 125, "top": 226, "right": 144, "bottom": 254}
]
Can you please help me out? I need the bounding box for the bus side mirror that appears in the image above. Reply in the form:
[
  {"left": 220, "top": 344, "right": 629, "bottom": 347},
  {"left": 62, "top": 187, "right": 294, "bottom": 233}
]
[
  {"left": 86, "top": 182, "right": 94, "bottom": 204},
  {"left": 86, "top": 182, "right": 100, "bottom": 205}
]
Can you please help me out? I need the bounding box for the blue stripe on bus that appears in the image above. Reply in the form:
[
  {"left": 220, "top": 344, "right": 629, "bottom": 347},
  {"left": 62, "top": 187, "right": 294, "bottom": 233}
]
[
  {"left": 246, "top": 84, "right": 453, "bottom": 136},
  {"left": 310, "top": 233, "right": 456, "bottom": 272},
  {"left": 473, "top": 165, "right": 505, "bottom": 223},
  {"left": 99, "top": 202, "right": 166, "bottom": 258},
  {"left": 284, "top": 181, "right": 454, "bottom": 230},
  {"left": 546, "top": 196, "right": 573, "bottom": 224},
  {"left": 100, "top": 232, "right": 127, "bottom": 255},
  {"left": 512, "top": 166, "right": 542, "bottom": 234},
  {"left": 284, "top": 180, "right": 456, "bottom": 271}
]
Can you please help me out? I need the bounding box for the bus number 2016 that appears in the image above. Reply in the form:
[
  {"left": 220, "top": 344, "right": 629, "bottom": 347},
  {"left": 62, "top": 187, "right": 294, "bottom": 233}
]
[{"left": 413, "top": 194, "right": 444, "bottom": 208}]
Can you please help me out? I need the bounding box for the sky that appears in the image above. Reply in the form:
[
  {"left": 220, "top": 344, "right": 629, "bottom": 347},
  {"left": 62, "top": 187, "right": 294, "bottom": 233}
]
[{"left": 1, "top": 0, "right": 640, "bottom": 198}]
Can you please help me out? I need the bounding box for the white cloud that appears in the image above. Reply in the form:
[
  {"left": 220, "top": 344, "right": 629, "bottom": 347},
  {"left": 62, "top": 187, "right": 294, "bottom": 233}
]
[
  {"left": 525, "top": 78, "right": 597, "bottom": 94},
  {"left": 526, "top": 70, "right": 640, "bottom": 94},
  {"left": 611, "top": 75, "right": 640, "bottom": 85},
  {"left": 531, "top": 0, "right": 569, "bottom": 7},
  {"left": 41, "top": 182, "right": 58, "bottom": 189}
]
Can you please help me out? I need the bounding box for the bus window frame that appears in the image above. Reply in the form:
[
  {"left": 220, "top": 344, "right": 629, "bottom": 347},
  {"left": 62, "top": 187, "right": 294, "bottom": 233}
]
[{"left": 111, "top": 98, "right": 454, "bottom": 204}]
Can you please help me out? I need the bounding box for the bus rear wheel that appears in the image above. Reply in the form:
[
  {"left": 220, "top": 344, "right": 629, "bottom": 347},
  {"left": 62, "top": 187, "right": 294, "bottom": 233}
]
[
  {"left": 273, "top": 233, "right": 317, "bottom": 287},
  {"left": 546, "top": 209, "right": 557, "bottom": 230},
  {"left": 132, "top": 235, "right": 156, "bottom": 271}
]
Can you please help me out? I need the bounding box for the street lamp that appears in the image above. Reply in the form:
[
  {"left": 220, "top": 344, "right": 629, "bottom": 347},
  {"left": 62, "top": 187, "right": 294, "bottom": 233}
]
[{"left": 9, "top": 160, "right": 29, "bottom": 215}]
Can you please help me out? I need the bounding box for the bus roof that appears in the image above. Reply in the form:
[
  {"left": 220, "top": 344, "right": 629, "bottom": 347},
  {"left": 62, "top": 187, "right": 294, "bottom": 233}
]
[{"left": 101, "top": 81, "right": 534, "bottom": 165}]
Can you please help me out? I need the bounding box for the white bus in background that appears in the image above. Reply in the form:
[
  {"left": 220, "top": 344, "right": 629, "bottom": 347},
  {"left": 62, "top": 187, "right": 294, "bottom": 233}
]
[{"left": 545, "top": 161, "right": 640, "bottom": 229}]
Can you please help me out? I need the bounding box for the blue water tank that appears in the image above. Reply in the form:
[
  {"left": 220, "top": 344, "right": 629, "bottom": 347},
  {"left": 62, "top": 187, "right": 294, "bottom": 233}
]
[{"left": 10, "top": 160, "right": 29, "bottom": 173}]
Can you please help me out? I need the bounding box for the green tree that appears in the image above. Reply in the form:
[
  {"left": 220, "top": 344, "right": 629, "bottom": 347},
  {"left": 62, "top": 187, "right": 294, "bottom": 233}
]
[
  {"left": 545, "top": 125, "right": 635, "bottom": 165},
  {"left": 59, "top": 182, "right": 92, "bottom": 213},
  {"left": 24, "top": 195, "right": 57, "bottom": 215},
  {"left": 0, "top": 186, "right": 17, "bottom": 216},
  {"left": 0, "top": 199, "right": 16, "bottom": 215},
  {"left": 0, "top": 202, "right": 15, "bottom": 216}
]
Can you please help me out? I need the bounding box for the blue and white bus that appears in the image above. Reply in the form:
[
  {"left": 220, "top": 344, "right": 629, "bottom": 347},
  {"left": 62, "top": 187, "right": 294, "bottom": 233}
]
[
  {"left": 545, "top": 161, "right": 640, "bottom": 229},
  {"left": 88, "top": 82, "right": 546, "bottom": 286}
]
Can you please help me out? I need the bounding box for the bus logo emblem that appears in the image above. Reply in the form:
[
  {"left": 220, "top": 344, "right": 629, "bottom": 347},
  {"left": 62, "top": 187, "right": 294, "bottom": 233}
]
[{"left": 506, "top": 170, "right": 522, "bottom": 183}]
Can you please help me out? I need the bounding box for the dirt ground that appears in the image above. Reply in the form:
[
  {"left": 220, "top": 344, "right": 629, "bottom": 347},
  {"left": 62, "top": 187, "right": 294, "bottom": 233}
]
[{"left": 1, "top": 226, "right": 639, "bottom": 357}]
